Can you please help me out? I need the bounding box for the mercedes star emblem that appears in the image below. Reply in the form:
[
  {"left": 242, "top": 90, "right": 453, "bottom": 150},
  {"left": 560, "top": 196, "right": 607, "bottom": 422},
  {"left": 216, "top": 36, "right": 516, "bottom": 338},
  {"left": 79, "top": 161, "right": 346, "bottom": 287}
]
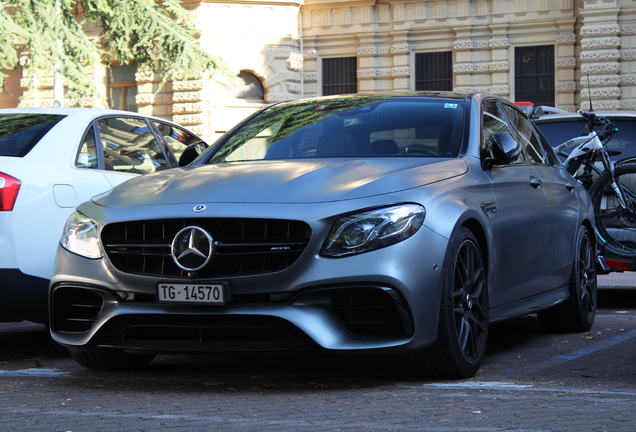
[
  {"left": 193, "top": 204, "right": 207, "bottom": 213},
  {"left": 171, "top": 226, "right": 214, "bottom": 271}
]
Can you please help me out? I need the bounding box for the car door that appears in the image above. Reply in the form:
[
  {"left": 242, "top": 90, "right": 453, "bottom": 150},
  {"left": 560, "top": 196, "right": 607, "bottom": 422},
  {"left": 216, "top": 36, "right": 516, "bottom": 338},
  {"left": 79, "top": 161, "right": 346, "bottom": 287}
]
[
  {"left": 481, "top": 99, "right": 549, "bottom": 307},
  {"left": 94, "top": 116, "right": 173, "bottom": 188},
  {"left": 503, "top": 104, "right": 579, "bottom": 291}
]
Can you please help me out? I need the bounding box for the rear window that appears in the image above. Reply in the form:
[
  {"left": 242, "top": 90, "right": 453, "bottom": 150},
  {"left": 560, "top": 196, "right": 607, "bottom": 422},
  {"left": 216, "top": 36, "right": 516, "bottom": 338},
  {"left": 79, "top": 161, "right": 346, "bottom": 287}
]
[{"left": 0, "top": 114, "right": 66, "bottom": 157}]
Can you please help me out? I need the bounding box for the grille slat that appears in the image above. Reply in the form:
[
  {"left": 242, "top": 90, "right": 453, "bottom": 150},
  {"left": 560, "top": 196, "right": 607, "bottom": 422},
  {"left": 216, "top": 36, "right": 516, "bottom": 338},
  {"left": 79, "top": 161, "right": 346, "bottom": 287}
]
[{"left": 102, "top": 218, "right": 311, "bottom": 278}]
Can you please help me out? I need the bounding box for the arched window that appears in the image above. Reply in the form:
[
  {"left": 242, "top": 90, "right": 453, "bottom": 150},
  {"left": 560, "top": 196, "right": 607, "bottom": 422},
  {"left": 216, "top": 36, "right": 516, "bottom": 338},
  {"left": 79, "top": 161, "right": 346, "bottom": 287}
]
[{"left": 225, "top": 71, "right": 264, "bottom": 100}]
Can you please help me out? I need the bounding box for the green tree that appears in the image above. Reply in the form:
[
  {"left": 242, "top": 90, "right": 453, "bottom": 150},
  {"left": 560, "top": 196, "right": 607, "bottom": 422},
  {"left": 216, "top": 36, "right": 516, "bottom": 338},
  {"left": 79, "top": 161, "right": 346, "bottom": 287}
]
[{"left": 1, "top": 0, "right": 233, "bottom": 106}]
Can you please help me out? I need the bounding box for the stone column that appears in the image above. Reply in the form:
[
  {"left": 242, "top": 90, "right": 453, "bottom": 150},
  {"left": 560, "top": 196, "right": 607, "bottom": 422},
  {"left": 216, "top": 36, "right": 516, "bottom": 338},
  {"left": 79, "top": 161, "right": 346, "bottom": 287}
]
[
  {"left": 579, "top": 5, "right": 621, "bottom": 111},
  {"left": 488, "top": 24, "right": 511, "bottom": 99},
  {"left": 453, "top": 26, "right": 492, "bottom": 94},
  {"left": 555, "top": 19, "right": 578, "bottom": 112},
  {"left": 619, "top": 23, "right": 636, "bottom": 109}
]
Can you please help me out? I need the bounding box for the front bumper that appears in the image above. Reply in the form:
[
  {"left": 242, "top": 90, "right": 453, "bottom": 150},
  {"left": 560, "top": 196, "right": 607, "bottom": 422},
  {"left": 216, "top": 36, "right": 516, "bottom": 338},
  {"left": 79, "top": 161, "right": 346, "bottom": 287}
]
[{"left": 50, "top": 223, "right": 450, "bottom": 356}]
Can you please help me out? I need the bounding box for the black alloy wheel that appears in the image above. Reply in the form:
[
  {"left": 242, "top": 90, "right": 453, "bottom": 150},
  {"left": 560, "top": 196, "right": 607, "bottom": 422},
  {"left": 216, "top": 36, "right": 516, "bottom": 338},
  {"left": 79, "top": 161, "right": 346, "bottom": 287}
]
[
  {"left": 452, "top": 237, "right": 489, "bottom": 364},
  {"left": 416, "top": 227, "right": 488, "bottom": 379},
  {"left": 538, "top": 225, "right": 597, "bottom": 333}
]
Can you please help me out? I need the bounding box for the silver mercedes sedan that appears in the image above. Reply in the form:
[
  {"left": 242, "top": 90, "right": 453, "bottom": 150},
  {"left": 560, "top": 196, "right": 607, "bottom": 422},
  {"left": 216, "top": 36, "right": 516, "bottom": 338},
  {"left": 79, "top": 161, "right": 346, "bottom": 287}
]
[{"left": 50, "top": 92, "right": 597, "bottom": 379}]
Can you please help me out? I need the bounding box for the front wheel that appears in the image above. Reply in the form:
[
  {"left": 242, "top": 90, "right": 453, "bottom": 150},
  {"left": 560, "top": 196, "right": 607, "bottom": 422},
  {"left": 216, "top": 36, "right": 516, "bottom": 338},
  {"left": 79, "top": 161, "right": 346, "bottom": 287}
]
[
  {"left": 589, "top": 164, "right": 636, "bottom": 258},
  {"left": 414, "top": 227, "right": 488, "bottom": 379}
]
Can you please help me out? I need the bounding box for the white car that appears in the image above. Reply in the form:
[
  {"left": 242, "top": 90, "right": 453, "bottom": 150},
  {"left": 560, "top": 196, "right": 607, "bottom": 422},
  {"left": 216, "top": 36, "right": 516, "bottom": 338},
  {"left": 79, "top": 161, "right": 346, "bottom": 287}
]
[{"left": 0, "top": 108, "right": 207, "bottom": 323}]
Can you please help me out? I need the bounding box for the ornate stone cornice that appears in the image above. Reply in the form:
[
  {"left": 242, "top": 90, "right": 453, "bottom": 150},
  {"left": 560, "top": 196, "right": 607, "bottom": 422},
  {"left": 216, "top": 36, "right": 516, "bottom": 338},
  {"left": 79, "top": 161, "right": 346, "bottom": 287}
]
[
  {"left": 453, "top": 40, "right": 490, "bottom": 51},
  {"left": 581, "top": 75, "right": 621, "bottom": 86},
  {"left": 580, "top": 49, "right": 621, "bottom": 62},
  {"left": 581, "top": 87, "right": 622, "bottom": 98},
  {"left": 556, "top": 81, "right": 577, "bottom": 92},
  {"left": 172, "top": 114, "right": 204, "bottom": 126},
  {"left": 357, "top": 44, "right": 410, "bottom": 57},
  {"left": 172, "top": 102, "right": 204, "bottom": 114},
  {"left": 580, "top": 100, "right": 620, "bottom": 111},
  {"left": 304, "top": 50, "right": 318, "bottom": 60},
  {"left": 453, "top": 61, "right": 509, "bottom": 74},
  {"left": 581, "top": 62, "right": 621, "bottom": 74},
  {"left": 581, "top": 37, "right": 621, "bottom": 50},
  {"left": 490, "top": 61, "right": 510, "bottom": 72},
  {"left": 172, "top": 80, "right": 205, "bottom": 92},
  {"left": 454, "top": 63, "right": 490, "bottom": 74},
  {"left": 489, "top": 38, "right": 510, "bottom": 48},
  {"left": 580, "top": 24, "right": 620, "bottom": 37},
  {"left": 453, "top": 85, "right": 509, "bottom": 95},
  {"left": 620, "top": 24, "right": 636, "bottom": 36},
  {"left": 621, "top": 50, "right": 636, "bottom": 61},
  {"left": 135, "top": 71, "right": 155, "bottom": 83},
  {"left": 556, "top": 57, "right": 577, "bottom": 68},
  {"left": 357, "top": 67, "right": 411, "bottom": 79},
  {"left": 556, "top": 33, "right": 577, "bottom": 44},
  {"left": 304, "top": 72, "right": 318, "bottom": 83}
]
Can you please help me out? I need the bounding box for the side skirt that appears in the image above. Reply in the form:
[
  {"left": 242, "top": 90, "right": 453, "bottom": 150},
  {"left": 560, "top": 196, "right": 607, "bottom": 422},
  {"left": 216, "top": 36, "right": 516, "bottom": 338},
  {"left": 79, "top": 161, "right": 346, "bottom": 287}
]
[{"left": 489, "top": 286, "right": 570, "bottom": 323}]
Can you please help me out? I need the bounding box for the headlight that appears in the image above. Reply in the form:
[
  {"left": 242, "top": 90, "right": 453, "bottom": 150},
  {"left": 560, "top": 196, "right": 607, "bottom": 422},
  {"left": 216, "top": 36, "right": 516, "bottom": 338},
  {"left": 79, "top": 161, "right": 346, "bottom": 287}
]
[
  {"left": 60, "top": 211, "right": 102, "bottom": 259},
  {"left": 321, "top": 204, "right": 425, "bottom": 257}
]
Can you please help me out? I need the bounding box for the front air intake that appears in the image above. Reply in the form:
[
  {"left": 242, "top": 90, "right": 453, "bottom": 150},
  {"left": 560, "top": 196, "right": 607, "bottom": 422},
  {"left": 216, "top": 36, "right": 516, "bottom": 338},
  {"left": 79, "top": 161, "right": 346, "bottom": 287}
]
[{"left": 52, "top": 287, "right": 104, "bottom": 333}]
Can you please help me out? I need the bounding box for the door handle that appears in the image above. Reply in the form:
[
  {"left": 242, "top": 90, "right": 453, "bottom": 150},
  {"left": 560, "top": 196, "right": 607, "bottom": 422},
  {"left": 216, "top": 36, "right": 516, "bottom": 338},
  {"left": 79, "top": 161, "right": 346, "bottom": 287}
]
[
  {"left": 565, "top": 183, "right": 575, "bottom": 191},
  {"left": 529, "top": 176, "right": 542, "bottom": 189}
]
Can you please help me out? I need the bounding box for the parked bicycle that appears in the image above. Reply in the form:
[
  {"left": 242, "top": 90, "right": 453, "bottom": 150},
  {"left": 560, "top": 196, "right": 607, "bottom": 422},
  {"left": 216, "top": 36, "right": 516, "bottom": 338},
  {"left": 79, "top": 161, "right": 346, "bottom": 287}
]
[{"left": 545, "top": 109, "right": 636, "bottom": 260}]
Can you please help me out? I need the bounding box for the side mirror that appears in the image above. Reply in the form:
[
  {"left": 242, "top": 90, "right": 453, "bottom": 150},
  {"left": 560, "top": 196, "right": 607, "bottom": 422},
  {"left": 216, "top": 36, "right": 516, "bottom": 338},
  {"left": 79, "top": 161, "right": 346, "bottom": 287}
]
[
  {"left": 529, "top": 106, "right": 545, "bottom": 121},
  {"left": 484, "top": 132, "right": 521, "bottom": 169},
  {"left": 178, "top": 142, "right": 208, "bottom": 167}
]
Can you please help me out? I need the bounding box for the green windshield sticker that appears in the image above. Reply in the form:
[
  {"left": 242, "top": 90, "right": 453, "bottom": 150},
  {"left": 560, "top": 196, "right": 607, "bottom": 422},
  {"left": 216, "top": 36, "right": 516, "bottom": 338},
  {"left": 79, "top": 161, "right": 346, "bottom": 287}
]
[{"left": 444, "top": 103, "right": 458, "bottom": 109}]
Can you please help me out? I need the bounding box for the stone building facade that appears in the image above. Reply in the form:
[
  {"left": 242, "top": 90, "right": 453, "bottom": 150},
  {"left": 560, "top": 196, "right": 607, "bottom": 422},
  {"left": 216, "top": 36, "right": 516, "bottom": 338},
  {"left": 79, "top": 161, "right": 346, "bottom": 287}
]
[{"left": 2, "top": 0, "right": 636, "bottom": 143}]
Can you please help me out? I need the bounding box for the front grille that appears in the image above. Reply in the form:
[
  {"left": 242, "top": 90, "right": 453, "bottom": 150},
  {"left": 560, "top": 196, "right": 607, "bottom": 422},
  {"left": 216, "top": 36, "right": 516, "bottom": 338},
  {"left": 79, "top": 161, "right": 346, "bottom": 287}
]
[
  {"left": 332, "top": 289, "right": 410, "bottom": 337},
  {"left": 95, "top": 314, "right": 314, "bottom": 351},
  {"left": 52, "top": 287, "right": 104, "bottom": 333},
  {"left": 102, "top": 218, "right": 312, "bottom": 278}
]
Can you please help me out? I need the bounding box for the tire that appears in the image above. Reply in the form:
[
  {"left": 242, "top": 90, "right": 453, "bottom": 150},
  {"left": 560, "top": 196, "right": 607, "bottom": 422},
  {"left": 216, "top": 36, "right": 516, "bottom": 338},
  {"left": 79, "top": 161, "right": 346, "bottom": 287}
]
[
  {"left": 537, "top": 225, "right": 597, "bottom": 333},
  {"left": 70, "top": 349, "right": 155, "bottom": 371},
  {"left": 588, "top": 164, "right": 636, "bottom": 258},
  {"left": 415, "top": 227, "right": 488, "bottom": 379}
]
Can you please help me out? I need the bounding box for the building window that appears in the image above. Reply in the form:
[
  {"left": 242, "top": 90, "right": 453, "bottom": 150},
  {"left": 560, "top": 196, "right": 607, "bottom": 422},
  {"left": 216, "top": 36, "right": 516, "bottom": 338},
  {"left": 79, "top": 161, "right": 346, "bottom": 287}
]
[
  {"left": 515, "top": 45, "right": 555, "bottom": 107},
  {"left": 225, "top": 71, "right": 265, "bottom": 101},
  {"left": 415, "top": 52, "right": 453, "bottom": 91},
  {"left": 108, "top": 65, "right": 138, "bottom": 112},
  {"left": 322, "top": 57, "right": 357, "bottom": 96}
]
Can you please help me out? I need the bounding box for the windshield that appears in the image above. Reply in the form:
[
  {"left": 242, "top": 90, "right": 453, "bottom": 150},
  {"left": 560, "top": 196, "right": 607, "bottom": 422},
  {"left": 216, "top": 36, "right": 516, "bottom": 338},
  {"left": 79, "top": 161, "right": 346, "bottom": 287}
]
[
  {"left": 0, "top": 113, "right": 66, "bottom": 157},
  {"left": 205, "top": 96, "right": 465, "bottom": 163}
]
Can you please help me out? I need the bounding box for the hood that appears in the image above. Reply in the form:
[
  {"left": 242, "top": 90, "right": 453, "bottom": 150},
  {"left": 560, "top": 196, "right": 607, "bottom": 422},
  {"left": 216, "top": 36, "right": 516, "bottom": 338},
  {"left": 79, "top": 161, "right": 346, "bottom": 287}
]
[{"left": 93, "top": 158, "right": 468, "bottom": 207}]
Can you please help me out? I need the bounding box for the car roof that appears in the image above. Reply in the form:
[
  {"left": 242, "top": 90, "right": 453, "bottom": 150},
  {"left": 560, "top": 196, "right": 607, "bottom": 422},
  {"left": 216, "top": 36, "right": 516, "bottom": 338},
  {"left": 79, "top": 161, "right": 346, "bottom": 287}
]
[
  {"left": 0, "top": 107, "right": 176, "bottom": 124},
  {"left": 534, "top": 110, "right": 636, "bottom": 123}
]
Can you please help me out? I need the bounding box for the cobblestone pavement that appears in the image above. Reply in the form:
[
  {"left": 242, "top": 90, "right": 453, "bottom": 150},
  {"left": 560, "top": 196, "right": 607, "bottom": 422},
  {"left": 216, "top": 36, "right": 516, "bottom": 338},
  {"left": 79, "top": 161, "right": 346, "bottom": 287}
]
[{"left": 1, "top": 282, "right": 635, "bottom": 431}]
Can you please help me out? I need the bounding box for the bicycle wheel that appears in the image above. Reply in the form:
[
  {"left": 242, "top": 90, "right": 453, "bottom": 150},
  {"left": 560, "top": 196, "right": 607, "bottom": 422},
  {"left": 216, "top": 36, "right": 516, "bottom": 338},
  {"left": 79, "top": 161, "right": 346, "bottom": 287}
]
[{"left": 589, "top": 164, "right": 636, "bottom": 258}]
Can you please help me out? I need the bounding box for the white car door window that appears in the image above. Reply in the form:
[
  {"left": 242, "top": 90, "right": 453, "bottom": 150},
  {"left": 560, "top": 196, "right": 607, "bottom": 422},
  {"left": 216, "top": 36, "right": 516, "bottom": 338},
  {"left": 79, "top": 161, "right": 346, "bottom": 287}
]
[{"left": 97, "top": 117, "right": 169, "bottom": 174}]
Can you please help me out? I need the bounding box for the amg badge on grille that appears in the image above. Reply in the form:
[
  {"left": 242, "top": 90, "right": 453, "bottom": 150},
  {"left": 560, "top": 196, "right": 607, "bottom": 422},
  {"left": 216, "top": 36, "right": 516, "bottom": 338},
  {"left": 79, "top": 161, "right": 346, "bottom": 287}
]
[{"left": 171, "top": 226, "right": 214, "bottom": 271}]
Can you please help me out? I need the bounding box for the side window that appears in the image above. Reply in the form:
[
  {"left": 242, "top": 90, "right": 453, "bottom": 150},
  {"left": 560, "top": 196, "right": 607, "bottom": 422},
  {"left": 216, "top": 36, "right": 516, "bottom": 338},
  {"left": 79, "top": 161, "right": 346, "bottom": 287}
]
[
  {"left": 98, "top": 117, "right": 169, "bottom": 174},
  {"left": 482, "top": 100, "right": 514, "bottom": 160},
  {"left": 502, "top": 104, "right": 545, "bottom": 164},
  {"left": 533, "top": 123, "right": 561, "bottom": 166},
  {"left": 75, "top": 126, "right": 98, "bottom": 169},
  {"left": 153, "top": 121, "right": 204, "bottom": 162}
]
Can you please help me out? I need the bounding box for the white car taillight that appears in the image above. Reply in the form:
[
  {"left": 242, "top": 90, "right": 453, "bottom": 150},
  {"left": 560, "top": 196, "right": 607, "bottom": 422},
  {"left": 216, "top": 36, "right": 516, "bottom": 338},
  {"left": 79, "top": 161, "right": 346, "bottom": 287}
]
[{"left": 0, "top": 172, "right": 21, "bottom": 211}]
